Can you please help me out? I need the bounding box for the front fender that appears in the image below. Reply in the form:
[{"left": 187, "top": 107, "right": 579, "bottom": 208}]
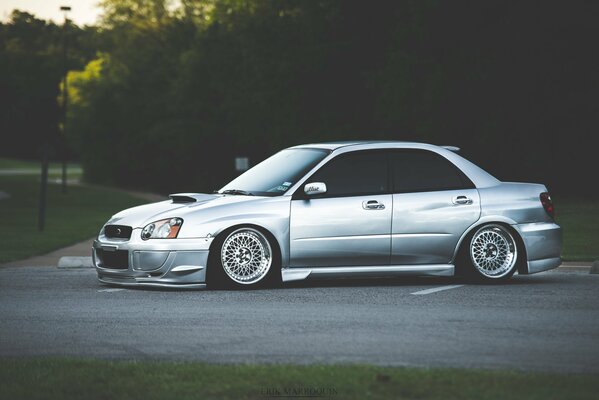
[{"left": 177, "top": 196, "right": 292, "bottom": 267}]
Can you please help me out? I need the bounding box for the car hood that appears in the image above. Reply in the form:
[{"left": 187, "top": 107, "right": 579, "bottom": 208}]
[{"left": 105, "top": 193, "right": 265, "bottom": 228}]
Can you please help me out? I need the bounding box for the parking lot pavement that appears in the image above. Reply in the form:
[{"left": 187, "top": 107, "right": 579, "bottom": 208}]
[{"left": 0, "top": 265, "right": 598, "bottom": 373}]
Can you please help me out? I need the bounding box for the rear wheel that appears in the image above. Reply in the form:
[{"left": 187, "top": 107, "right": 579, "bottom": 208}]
[{"left": 466, "top": 224, "right": 518, "bottom": 282}]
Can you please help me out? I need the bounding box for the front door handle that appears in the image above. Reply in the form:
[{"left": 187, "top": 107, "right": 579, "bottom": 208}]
[
  {"left": 452, "top": 195, "right": 473, "bottom": 205},
  {"left": 363, "top": 200, "right": 385, "bottom": 210}
]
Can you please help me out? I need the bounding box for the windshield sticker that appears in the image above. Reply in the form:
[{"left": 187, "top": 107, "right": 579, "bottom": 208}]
[{"left": 282, "top": 182, "right": 292, "bottom": 186}]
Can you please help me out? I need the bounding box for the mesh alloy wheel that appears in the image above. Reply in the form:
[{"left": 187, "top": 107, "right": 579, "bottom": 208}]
[
  {"left": 469, "top": 224, "right": 518, "bottom": 279},
  {"left": 220, "top": 228, "right": 273, "bottom": 285}
]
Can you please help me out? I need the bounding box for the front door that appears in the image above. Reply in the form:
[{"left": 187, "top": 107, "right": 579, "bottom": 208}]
[{"left": 289, "top": 151, "right": 392, "bottom": 268}]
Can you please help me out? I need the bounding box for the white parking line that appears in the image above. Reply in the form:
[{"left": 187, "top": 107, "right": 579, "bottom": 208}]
[
  {"left": 411, "top": 284, "right": 464, "bottom": 295},
  {"left": 97, "top": 288, "right": 125, "bottom": 293}
]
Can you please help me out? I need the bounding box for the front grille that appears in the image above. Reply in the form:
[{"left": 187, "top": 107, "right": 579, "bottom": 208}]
[
  {"left": 96, "top": 249, "right": 129, "bottom": 269},
  {"left": 104, "top": 225, "right": 132, "bottom": 239}
]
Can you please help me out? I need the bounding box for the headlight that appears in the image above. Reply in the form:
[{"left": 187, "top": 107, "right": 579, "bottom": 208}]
[{"left": 141, "top": 218, "right": 183, "bottom": 240}]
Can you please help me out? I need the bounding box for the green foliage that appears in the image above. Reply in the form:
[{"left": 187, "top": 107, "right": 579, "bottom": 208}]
[
  {"left": 67, "top": 0, "right": 426, "bottom": 193},
  {"left": 0, "top": 10, "right": 99, "bottom": 161},
  {"left": 0, "top": 11, "right": 61, "bottom": 159},
  {"left": 3, "top": 1, "right": 598, "bottom": 195}
]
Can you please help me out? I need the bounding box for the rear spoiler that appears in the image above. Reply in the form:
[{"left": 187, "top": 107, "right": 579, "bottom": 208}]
[{"left": 441, "top": 145, "right": 461, "bottom": 152}]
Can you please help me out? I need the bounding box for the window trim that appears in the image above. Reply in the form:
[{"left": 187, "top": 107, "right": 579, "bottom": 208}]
[
  {"left": 389, "top": 149, "right": 475, "bottom": 194},
  {"left": 291, "top": 149, "right": 391, "bottom": 200}
]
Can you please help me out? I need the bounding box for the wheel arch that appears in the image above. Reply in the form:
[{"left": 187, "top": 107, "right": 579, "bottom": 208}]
[{"left": 205, "top": 223, "right": 283, "bottom": 282}]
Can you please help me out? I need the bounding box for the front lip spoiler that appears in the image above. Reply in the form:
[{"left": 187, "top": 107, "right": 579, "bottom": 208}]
[{"left": 98, "top": 277, "right": 206, "bottom": 290}]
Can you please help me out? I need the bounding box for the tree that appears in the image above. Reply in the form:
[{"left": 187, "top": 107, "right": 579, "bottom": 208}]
[{"left": 0, "top": 10, "right": 98, "bottom": 160}]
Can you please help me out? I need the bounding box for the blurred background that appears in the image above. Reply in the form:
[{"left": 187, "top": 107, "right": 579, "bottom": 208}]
[{"left": 0, "top": 0, "right": 597, "bottom": 196}]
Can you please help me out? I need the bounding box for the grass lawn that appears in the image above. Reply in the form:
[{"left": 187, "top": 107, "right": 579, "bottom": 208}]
[
  {"left": 0, "top": 358, "right": 597, "bottom": 400},
  {"left": 0, "top": 157, "right": 82, "bottom": 174},
  {"left": 555, "top": 196, "right": 599, "bottom": 261},
  {"left": 0, "top": 157, "right": 45, "bottom": 169},
  {"left": 0, "top": 173, "right": 146, "bottom": 264}
]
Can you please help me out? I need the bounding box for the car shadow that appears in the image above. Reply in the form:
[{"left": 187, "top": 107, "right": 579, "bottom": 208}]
[
  {"left": 98, "top": 271, "right": 564, "bottom": 292},
  {"left": 280, "top": 271, "right": 566, "bottom": 290}
]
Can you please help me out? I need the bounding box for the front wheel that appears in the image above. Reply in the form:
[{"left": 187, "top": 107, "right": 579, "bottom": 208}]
[
  {"left": 210, "top": 227, "right": 279, "bottom": 289},
  {"left": 466, "top": 224, "right": 519, "bottom": 282}
]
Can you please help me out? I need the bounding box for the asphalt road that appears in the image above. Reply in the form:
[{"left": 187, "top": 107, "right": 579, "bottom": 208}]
[{"left": 1, "top": 266, "right": 598, "bottom": 373}]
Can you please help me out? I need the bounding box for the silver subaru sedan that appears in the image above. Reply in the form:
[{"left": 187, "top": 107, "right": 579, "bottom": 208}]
[{"left": 94, "top": 141, "right": 562, "bottom": 289}]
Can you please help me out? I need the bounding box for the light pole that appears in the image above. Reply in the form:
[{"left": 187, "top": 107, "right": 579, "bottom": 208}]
[
  {"left": 37, "top": 142, "right": 49, "bottom": 231},
  {"left": 39, "top": 6, "right": 71, "bottom": 230},
  {"left": 60, "top": 5, "right": 71, "bottom": 194}
]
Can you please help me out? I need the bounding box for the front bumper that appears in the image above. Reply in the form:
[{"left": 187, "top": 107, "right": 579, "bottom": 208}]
[
  {"left": 514, "top": 222, "right": 562, "bottom": 274},
  {"left": 93, "top": 229, "right": 213, "bottom": 289}
]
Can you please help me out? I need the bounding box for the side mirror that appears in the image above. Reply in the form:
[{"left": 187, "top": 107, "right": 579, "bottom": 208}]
[{"left": 304, "top": 182, "right": 327, "bottom": 196}]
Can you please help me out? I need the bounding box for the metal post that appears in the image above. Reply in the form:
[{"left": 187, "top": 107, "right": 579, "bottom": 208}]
[
  {"left": 38, "top": 144, "right": 49, "bottom": 231},
  {"left": 60, "top": 6, "right": 71, "bottom": 194}
]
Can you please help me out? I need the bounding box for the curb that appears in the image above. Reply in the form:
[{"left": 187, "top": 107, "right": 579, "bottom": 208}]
[
  {"left": 57, "top": 256, "right": 94, "bottom": 269},
  {"left": 557, "top": 265, "right": 591, "bottom": 272}
]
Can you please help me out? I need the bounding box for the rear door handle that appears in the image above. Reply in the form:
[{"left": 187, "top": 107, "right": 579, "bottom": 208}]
[
  {"left": 452, "top": 195, "right": 473, "bottom": 205},
  {"left": 363, "top": 200, "right": 385, "bottom": 210}
]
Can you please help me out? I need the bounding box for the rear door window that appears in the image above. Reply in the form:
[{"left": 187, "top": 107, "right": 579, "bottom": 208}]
[{"left": 390, "top": 150, "right": 474, "bottom": 193}]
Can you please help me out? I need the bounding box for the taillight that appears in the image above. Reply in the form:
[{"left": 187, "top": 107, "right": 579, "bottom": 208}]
[{"left": 540, "top": 192, "right": 554, "bottom": 218}]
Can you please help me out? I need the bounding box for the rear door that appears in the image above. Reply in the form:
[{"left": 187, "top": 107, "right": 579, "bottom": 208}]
[
  {"left": 289, "top": 150, "right": 392, "bottom": 267},
  {"left": 390, "top": 149, "right": 481, "bottom": 265}
]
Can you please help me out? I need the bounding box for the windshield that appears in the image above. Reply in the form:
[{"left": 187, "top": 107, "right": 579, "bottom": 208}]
[{"left": 219, "top": 148, "right": 330, "bottom": 196}]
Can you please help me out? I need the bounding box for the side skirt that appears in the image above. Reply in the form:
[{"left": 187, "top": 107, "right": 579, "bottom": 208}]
[{"left": 281, "top": 264, "right": 454, "bottom": 282}]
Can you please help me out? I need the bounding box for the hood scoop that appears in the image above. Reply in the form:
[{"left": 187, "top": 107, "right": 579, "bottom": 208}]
[
  {"left": 169, "top": 193, "right": 218, "bottom": 204},
  {"left": 169, "top": 193, "right": 199, "bottom": 203}
]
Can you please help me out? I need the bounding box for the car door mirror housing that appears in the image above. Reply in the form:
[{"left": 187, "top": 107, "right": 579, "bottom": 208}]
[{"left": 304, "top": 182, "right": 327, "bottom": 196}]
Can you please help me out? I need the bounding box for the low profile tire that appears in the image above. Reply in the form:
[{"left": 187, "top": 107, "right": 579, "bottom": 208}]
[
  {"left": 463, "top": 224, "right": 519, "bottom": 282},
  {"left": 209, "top": 227, "right": 280, "bottom": 289}
]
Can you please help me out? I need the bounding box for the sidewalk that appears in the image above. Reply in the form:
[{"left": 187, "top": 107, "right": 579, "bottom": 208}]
[{"left": 557, "top": 261, "right": 593, "bottom": 272}]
